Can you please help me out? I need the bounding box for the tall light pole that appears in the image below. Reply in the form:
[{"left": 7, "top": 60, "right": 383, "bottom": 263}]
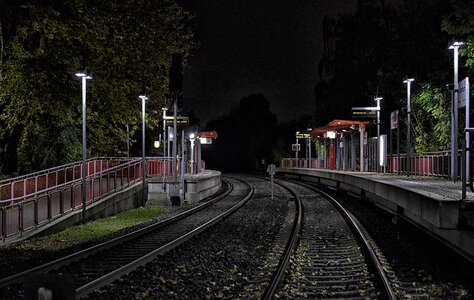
[
  {"left": 75, "top": 71, "right": 92, "bottom": 224},
  {"left": 189, "top": 133, "right": 196, "bottom": 174},
  {"left": 374, "top": 97, "right": 382, "bottom": 172},
  {"left": 295, "top": 131, "right": 300, "bottom": 167},
  {"left": 307, "top": 126, "right": 312, "bottom": 168},
  {"left": 139, "top": 94, "right": 148, "bottom": 204},
  {"left": 126, "top": 124, "right": 130, "bottom": 158},
  {"left": 403, "top": 78, "right": 414, "bottom": 176},
  {"left": 162, "top": 107, "right": 168, "bottom": 190},
  {"left": 449, "top": 41, "right": 464, "bottom": 181}
]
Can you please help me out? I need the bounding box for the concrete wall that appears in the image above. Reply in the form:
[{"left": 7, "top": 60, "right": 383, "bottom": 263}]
[
  {"left": 16, "top": 182, "right": 145, "bottom": 241},
  {"left": 147, "top": 170, "right": 221, "bottom": 205},
  {"left": 279, "top": 168, "right": 460, "bottom": 230}
]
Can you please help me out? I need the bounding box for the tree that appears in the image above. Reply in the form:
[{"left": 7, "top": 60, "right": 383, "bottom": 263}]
[
  {"left": 315, "top": 0, "right": 452, "bottom": 132},
  {"left": 411, "top": 84, "right": 451, "bottom": 152},
  {"left": 442, "top": 0, "right": 474, "bottom": 73},
  {"left": 0, "top": 0, "right": 195, "bottom": 174}
]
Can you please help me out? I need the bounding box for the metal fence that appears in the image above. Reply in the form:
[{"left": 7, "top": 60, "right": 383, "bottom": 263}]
[
  {"left": 0, "top": 157, "right": 172, "bottom": 242},
  {"left": 281, "top": 150, "right": 458, "bottom": 178},
  {"left": 387, "top": 151, "right": 453, "bottom": 177}
]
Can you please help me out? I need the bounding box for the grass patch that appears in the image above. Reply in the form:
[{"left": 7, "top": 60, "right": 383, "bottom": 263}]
[{"left": 15, "top": 205, "right": 170, "bottom": 251}]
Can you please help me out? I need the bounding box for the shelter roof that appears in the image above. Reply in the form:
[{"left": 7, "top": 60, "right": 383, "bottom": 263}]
[{"left": 310, "top": 119, "right": 371, "bottom": 137}]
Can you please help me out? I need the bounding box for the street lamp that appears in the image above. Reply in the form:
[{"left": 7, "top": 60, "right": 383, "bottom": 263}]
[
  {"left": 75, "top": 71, "right": 92, "bottom": 224},
  {"left": 162, "top": 108, "right": 168, "bottom": 190},
  {"left": 296, "top": 131, "right": 300, "bottom": 167},
  {"left": 403, "top": 78, "right": 414, "bottom": 176},
  {"left": 139, "top": 94, "right": 148, "bottom": 204},
  {"left": 307, "top": 126, "right": 313, "bottom": 168},
  {"left": 374, "top": 97, "right": 382, "bottom": 172},
  {"left": 189, "top": 133, "right": 196, "bottom": 174},
  {"left": 449, "top": 41, "right": 464, "bottom": 181}
]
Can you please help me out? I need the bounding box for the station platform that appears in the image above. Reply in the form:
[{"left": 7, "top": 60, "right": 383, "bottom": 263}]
[
  {"left": 147, "top": 169, "right": 221, "bottom": 205},
  {"left": 278, "top": 167, "right": 474, "bottom": 262}
]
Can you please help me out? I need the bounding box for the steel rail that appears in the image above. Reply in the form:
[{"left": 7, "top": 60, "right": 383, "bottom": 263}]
[
  {"left": 291, "top": 180, "right": 396, "bottom": 300},
  {"left": 262, "top": 179, "right": 303, "bottom": 300},
  {"left": 0, "top": 179, "right": 233, "bottom": 288},
  {"left": 75, "top": 178, "right": 254, "bottom": 298}
]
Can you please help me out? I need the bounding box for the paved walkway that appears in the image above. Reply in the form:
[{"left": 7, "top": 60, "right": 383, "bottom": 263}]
[{"left": 344, "top": 172, "right": 474, "bottom": 201}]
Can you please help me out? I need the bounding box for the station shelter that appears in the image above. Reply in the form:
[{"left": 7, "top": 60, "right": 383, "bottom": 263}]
[{"left": 310, "top": 119, "right": 376, "bottom": 172}]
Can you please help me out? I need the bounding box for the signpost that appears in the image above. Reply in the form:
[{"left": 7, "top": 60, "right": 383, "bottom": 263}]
[
  {"left": 296, "top": 133, "right": 311, "bottom": 139},
  {"left": 352, "top": 104, "right": 381, "bottom": 172},
  {"left": 352, "top": 110, "right": 377, "bottom": 119},
  {"left": 460, "top": 78, "right": 470, "bottom": 181},
  {"left": 164, "top": 117, "right": 189, "bottom": 126},
  {"left": 266, "top": 164, "right": 276, "bottom": 199},
  {"left": 390, "top": 110, "right": 400, "bottom": 174}
]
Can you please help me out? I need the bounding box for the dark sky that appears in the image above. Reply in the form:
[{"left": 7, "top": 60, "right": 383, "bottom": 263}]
[{"left": 179, "top": 0, "right": 356, "bottom": 126}]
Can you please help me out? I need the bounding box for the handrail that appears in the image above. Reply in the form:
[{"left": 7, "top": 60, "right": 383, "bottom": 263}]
[
  {"left": 0, "top": 159, "right": 142, "bottom": 204},
  {"left": 0, "top": 157, "right": 133, "bottom": 184}
]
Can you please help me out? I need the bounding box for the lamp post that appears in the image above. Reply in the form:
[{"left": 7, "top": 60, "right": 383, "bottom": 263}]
[
  {"left": 75, "top": 71, "right": 92, "bottom": 224},
  {"left": 307, "top": 126, "right": 312, "bottom": 168},
  {"left": 449, "top": 41, "right": 464, "bottom": 181},
  {"left": 189, "top": 133, "right": 196, "bottom": 174},
  {"left": 162, "top": 108, "right": 168, "bottom": 190},
  {"left": 374, "top": 97, "right": 382, "bottom": 172},
  {"left": 295, "top": 131, "right": 300, "bottom": 167},
  {"left": 403, "top": 78, "right": 414, "bottom": 176},
  {"left": 139, "top": 94, "right": 148, "bottom": 204},
  {"left": 126, "top": 124, "right": 130, "bottom": 158}
]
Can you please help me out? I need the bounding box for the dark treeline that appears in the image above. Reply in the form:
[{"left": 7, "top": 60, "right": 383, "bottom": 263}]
[
  {"left": 202, "top": 93, "right": 312, "bottom": 173},
  {"left": 203, "top": 0, "right": 474, "bottom": 172},
  {"left": 314, "top": 0, "right": 473, "bottom": 152},
  {"left": 0, "top": 0, "right": 195, "bottom": 176}
]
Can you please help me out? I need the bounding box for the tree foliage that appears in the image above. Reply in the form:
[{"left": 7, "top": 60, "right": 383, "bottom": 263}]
[
  {"left": 0, "top": 0, "right": 195, "bottom": 174},
  {"left": 315, "top": 0, "right": 454, "bottom": 152},
  {"left": 411, "top": 84, "right": 451, "bottom": 152},
  {"left": 442, "top": 0, "right": 474, "bottom": 72}
]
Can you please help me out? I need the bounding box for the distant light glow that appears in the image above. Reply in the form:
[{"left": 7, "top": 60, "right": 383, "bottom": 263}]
[
  {"left": 189, "top": 133, "right": 196, "bottom": 139},
  {"left": 154, "top": 141, "right": 160, "bottom": 148}
]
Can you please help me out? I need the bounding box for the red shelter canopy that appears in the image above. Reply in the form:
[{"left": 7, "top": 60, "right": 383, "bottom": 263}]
[{"left": 310, "top": 119, "right": 371, "bottom": 137}]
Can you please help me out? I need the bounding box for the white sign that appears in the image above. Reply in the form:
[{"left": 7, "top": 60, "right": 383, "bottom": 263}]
[
  {"left": 292, "top": 144, "right": 301, "bottom": 151},
  {"left": 379, "top": 134, "right": 387, "bottom": 167},
  {"left": 266, "top": 164, "right": 277, "bottom": 174},
  {"left": 326, "top": 131, "right": 336, "bottom": 139},
  {"left": 459, "top": 78, "right": 469, "bottom": 108},
  {"left": 199, "top": 137, "right": 212, "bottom": 144},
  {"left": 390, "top": 110, "right": 398, "bottom": 129}
]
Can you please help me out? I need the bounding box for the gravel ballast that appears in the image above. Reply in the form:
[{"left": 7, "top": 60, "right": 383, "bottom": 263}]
[{"left": 87, "top": 176, "right": 290, "bottom": 299}]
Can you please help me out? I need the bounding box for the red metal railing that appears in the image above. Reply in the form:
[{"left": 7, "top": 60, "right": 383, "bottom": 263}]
[
  {"left": 0, "top": 157, "right": 173, "bottom": 242},
  {"left": 281, "top": 150, "right": 457, "bottom": 178}
]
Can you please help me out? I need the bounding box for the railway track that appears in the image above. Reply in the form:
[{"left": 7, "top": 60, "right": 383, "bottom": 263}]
[
  {"left": 263, "top": 178, "right": 397, "bottom": 299},
  {"left": 0, "top": 177, "right": 254, "bottom": 299}
]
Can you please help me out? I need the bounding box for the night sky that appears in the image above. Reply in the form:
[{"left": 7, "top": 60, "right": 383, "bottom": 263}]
[{"left": 179, "top": 0, "right": 356, "bottom": 126}]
